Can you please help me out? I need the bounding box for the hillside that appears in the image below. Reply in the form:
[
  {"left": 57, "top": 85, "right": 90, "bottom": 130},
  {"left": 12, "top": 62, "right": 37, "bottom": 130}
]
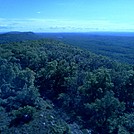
[
  {"left": 39, "top": 33, "right": 134, "bottom": 64},
  {"left": 0, "top": 36, "right": 134, "bottom": 134},
  {"left": 0, "top": 32, "right": 41, "bottom": 44},
  {"left": 1, "top": 32, "right": 134, "bottom": 65}
]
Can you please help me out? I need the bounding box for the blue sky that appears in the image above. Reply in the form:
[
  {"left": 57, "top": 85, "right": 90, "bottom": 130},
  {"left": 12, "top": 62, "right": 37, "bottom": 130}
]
[{"left": 0, "top": 0, "right": 134, "bottom": 32}]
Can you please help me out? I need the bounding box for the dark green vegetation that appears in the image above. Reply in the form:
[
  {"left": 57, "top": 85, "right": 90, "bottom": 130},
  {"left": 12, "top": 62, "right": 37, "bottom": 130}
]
[
  {"left": 0, "top": 32, "right": 134, "bottom": 134},
  {"left": 39, "top": 33, "right": 134, "bottom": 64},
  {"left": 0, "top": 32, "right": 41, "bottom": 44}
]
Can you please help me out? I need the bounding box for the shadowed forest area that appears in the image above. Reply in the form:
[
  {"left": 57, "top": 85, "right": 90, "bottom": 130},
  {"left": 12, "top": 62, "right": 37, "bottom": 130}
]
[{"left": 0, "top": 32, "right": 134, "bottom": 134}]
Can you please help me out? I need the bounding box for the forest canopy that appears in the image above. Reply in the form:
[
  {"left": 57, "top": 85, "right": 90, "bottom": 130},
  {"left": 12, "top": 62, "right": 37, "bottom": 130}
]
[{"left": 0, "top": 33, "right": 134, "bottom": 134}]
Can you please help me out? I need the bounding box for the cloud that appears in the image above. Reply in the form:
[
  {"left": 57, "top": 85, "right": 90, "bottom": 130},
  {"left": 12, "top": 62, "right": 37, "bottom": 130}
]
[
  {"left": 37, "top": 11, "right": 41, "bottom": 14},
  {"left": 0, "top": 26, "right": 9, "bottom": 29},
  {"left": 0, "top": 18, "right": 134, "bottom": 32}
]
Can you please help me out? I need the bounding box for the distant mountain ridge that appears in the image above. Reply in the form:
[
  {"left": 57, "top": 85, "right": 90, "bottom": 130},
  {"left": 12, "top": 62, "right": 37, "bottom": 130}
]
[
  {"left": 1, "top": 32, "right": 134, "bottom": 64},
  {"left": 0, "top": 31, "right": 41, "bottom": 44},
  {"left": 3, "top": 31, "right": 35, "bottom": 34}
]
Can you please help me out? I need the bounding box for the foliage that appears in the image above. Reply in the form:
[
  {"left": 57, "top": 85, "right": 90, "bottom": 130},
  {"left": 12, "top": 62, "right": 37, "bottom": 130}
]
[
  {"left": 41, "top": 33, "right": 134, "bottom": 64},
  {"left": 0, "top": 33, "right": 133, "bottom": 133}
]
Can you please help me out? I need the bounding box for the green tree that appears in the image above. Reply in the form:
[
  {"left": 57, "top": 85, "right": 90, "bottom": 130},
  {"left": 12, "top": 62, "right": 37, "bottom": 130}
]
[{"left": 84, "top": 91, "right": 125, "bottom": 134}]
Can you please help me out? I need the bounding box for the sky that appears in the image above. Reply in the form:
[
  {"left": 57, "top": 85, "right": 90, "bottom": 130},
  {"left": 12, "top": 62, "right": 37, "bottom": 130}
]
[{"left": 0, "top": 0, "right": 134, "bottom": 32}]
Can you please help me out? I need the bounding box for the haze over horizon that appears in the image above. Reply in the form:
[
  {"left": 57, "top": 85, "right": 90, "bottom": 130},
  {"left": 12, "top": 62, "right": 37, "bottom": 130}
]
[{"left": 0, "top": 0, "right": 134, "bottom": 32}]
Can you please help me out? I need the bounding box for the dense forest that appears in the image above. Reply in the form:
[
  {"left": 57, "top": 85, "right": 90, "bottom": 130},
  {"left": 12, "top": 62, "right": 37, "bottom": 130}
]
[
  {"left": 0, "top": 32, "right": 134, "bottom": 134},
  {"left": 39, "top": 33, "right": 134, "bottom": 64}
]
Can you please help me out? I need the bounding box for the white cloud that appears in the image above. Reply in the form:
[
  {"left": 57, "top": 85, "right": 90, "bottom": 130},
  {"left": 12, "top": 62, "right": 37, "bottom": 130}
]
[
  {"left": 37, "top": 11, "right": 41, "bottom": 14},
  {"left": 0, "top": 18, "right": 134, "bottom": 32}
]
